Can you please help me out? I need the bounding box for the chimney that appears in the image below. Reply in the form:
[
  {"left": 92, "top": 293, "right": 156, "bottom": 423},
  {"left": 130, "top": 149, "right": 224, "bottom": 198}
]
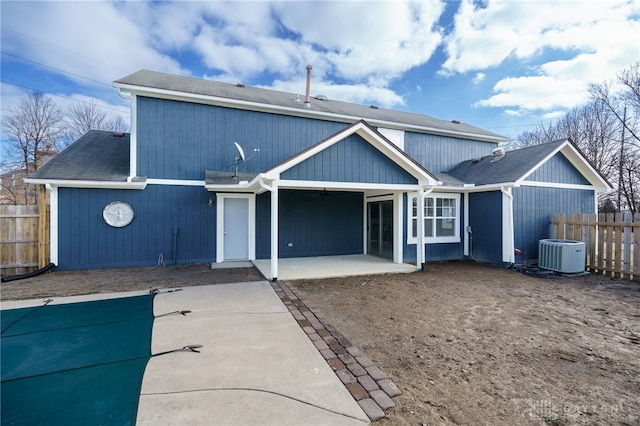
[{"left": 304, "top": 65, "right": 312, "bottom": 108}]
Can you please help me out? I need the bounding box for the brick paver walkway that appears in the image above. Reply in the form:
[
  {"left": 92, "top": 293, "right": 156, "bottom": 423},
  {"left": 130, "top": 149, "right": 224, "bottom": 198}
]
[{"left": 271, "top": 281, "right": 401, "bottom": 422}]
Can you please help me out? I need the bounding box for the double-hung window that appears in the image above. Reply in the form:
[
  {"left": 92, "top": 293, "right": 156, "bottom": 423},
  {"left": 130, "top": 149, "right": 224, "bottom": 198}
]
[{"left": 408, "top": 193, "right": 460, "bottom": 244}]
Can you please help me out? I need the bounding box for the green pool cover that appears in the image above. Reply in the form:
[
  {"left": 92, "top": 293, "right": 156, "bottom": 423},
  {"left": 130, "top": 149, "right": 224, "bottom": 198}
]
[{"left": 1, "top": 294, "right": 156, "bottom": 426}]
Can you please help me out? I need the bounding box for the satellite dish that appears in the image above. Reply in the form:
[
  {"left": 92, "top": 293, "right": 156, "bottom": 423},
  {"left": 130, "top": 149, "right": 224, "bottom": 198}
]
[{"left": 234, "top": 142, "right": 246, "bottom": 161}]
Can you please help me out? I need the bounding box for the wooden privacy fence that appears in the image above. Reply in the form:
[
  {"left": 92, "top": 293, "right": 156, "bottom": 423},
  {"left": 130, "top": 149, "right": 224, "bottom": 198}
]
[
  {"left": 551, "top": 212, "right": 640, "bottom": 281},
  {"left": 0, "top": 204, "right": 50, "bottom": 277}
]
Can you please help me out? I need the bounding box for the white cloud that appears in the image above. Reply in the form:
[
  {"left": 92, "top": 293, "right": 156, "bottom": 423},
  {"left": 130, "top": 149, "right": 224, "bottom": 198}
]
[
  {"left": 503, "top": 109, "right": 525, "bottom": 117},
  {"left": 275, "top": 0, "right": 445, "bottom": 82},
  {"left": 444, "top": 0, "right": 640, "bottom": 113},
  {"left": 475, "top": 74, "right": 589, "bottom": 110},
  {"left": 472, "top": 73, "right": 486, "bottom": 84},
  {"left": 542, "top": 111, "right": 567, "bottom": 120},
  {"left": 266, "top": 77, "right": 405, "bottom": 109},
  {"left": 113, "top": 0, "right": 446, "bottom": 107},
  {"left": 1, "top": 2, "right": 185, "bottom": 86}
]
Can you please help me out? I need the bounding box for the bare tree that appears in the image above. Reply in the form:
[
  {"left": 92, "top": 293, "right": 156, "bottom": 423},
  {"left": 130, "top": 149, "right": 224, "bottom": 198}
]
[
  {"left": 104, "top": 114, "right": 129, "bottom": 133},
  {"left": 513, "top": 63, "right": 640, "bottom": 214},
  {"left": 589, "top": 62, "right": 640, "bottom": 213},
  {"left": 513, "top": 99, "right": 624, "bottom": 212},
  {"left": 4, "top": 91, "right": 65, "bottom": 169},
  {"left": 66, "top": 100, "right": 107, "bottom": 140},
  {"left": 2, "top": 91, "right": 65, "bottom": 204},
  {"left": 511, "top": 121, "right": 565, "bottom": 148},
  {"left": 618, "top": 61, "right": 640, "bottom": 115},
  {"left": 65, "top": 100, "right": 130, "bottom": 143}
]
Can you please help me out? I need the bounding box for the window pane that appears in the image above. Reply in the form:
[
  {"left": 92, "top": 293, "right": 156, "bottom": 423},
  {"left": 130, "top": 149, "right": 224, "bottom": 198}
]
[
  {"left": 436, "top": 219, "right": 455, "bottom": 236},
  {"left": 412, "top": 197, "right": 417, "bottom": 217},
  {"left": 425, "top": 198, "right": 434, "bottom": 217},
  {"left": 435, "top": 198, "right": 455, "bottom": 218},
  {"left": 424, "top": 218, "right": 433, "bottom": 237},
  {"left": 412, "top": 218, "right": 417, "bottom": 238}
]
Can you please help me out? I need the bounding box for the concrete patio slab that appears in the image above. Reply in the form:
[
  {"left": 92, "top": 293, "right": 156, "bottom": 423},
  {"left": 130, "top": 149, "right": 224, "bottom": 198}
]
[
  {"left": 137, "top": 281, "right": 369, "bottom": 425},
  {"left": 252, "top": 254, "right": 417, "bottom": 280}
]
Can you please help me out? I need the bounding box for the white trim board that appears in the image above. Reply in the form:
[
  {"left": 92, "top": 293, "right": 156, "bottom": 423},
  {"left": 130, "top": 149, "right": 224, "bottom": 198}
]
[{"left": 519, "top": 180, "right": 598, "bottom": 190}]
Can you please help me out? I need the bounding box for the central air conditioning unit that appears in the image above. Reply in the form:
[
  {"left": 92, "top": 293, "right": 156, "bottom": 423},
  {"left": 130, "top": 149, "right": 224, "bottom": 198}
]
[{"left": 538, "top": 239, "right": 586, "bottom": 273}]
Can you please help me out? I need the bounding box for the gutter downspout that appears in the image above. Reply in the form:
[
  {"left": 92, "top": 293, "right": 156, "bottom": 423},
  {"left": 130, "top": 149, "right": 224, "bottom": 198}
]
[{"left": 501, "top": 186, "right": 515, "bottom": 264}]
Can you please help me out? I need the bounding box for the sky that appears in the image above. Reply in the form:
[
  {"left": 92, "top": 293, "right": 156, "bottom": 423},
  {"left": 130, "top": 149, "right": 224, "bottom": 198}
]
[{"left": 1, "top": 0, "right": 639, "bottom": 148}]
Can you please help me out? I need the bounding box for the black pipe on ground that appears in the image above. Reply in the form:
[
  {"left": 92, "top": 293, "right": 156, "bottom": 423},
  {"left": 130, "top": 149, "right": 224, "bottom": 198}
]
[{"left": 1, "top": 263, "right": 55, "bottom": 283}]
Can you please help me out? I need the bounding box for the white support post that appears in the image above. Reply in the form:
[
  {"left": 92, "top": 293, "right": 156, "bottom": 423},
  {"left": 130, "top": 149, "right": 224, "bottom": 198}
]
[
  {"left": 416, "top": 188, "right": 425, "bottom": 269},
  {"left": 270, "top": 181, "right": 279, "bottom": 281},
  {"left": 501, "top": 186, "right": 515, "bottom": 263},
  {"left": 393, "top": 192, "right": 403, "bottom": 264},
  {"left": 464, "top": 192, "right": 470, "bottom": 256}
]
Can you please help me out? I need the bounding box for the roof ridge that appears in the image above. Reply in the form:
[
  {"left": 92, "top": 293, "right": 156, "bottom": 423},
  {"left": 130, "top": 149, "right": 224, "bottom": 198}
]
[{"left": 114, "top": 69, "right": 507, "bottom": 143}]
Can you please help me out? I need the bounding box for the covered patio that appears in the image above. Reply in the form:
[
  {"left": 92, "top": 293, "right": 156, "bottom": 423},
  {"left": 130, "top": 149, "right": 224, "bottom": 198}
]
[{"left": 252, "top": 254, "right": 418, "bottom": 281}]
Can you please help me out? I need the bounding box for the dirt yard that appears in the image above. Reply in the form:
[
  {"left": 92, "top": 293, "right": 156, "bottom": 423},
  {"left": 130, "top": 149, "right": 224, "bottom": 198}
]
[{"left": 2, "top": 261, "right": 639, "bottom": 425}]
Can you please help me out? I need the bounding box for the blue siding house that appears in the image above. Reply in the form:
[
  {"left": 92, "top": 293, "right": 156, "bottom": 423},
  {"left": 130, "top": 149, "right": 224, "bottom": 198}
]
[{"left": 26, "top": 70, "right": 611, "bottom": 279}]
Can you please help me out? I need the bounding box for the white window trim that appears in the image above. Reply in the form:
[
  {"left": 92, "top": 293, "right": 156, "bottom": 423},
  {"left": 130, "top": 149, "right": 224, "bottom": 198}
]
[{"left": 407, "top": 192, "right": 461, "bottom": 244}]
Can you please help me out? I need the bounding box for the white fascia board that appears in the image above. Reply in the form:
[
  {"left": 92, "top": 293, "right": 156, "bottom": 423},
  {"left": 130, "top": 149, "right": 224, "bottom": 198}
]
[
  {"left": 113, "top": 83, "right": 507, "bottom": 144},
  {"left": 265, "top": 121, "right": 364, "bottom": 177},
  {"left": 23, "top": 178, "right": 147, "bottom": 190},
  {"left": 355, "top": 126, "right": 440, "bottom": 185},
  {"left": 147, "top": 178, "right": 205, "bottom": 186},
  {"left": 559, "top": 145, "right": 612, "bottom": 191},
  {"left": 278, "top": 179, "right": 421, "bottom": 192},
  {"left": 435, "top": 182, "right": 517, "bottom": 193},
  {"left": 264, "top": 122, "right": 438, "bottom": 185},
  {"left": 519, "top": 180, "right": 602, "bottom": 191},
  {"left": 517, "top": 141, "right": 567, "bottom": 183},
  {"left": 517, "top": 141, "right": 612, "bottom": 191}
]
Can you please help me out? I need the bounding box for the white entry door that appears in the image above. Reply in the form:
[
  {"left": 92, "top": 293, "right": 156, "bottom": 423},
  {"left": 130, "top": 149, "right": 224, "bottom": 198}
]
[
  {"left": 223, "top": 198, "right": 249, "bottom": 260},
  {"left": 216, "top": 194, "right": 255, "bottom": 263}
]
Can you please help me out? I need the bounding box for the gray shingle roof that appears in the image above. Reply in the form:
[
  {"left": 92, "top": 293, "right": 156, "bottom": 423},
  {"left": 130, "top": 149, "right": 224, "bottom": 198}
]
[
  {"left": 114, "top": 70, "right": 506, "bottom": 142},
  {"left": 28, "top": 131, "right": 130, "bottom": 181},
  {"left": 444, "top": 139, "right": 568, "bottom": 186}
]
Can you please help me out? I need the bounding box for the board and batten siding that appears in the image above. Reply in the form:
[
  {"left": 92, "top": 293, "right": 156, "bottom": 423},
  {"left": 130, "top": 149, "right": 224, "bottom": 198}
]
[
  {"left": 57, "top": 186, "right": 216, "bottom": 270},
  {"left": 136, "top": 97, "right": 347, "bottom": 180},
  {"left": 282, "top": 134, "right": 417, "bottom": 184},
  {"left": 513, "top": 186, "right": 594, "bottom": 259},
  {"left": 255, "top": 189, "right": 363, "bottom": 259},
  {"left": 468, "top": 191, "right": 503, "bottom": 264},
  {"left": 526, "top": 153, "right": 591, "bottom": 184},
  {"left": 404, "top": 133, "right": 496, "bottom": 173}
]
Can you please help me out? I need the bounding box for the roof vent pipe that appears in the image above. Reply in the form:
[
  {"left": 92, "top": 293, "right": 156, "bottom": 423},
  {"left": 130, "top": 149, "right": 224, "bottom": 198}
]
[{"left": 304, "top": 65, "right": 312, "bottom": 108}]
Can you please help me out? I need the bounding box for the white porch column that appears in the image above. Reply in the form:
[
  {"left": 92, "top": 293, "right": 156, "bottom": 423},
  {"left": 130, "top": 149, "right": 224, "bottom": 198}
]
[
  {"left": 270, "top": 181, "right": 279, "bottom": 281},
  {"left": 501, "top": 186, "right": 515, "bottom": 263},
  {"left": 463, "top": 192, "right": 470, "bottom": 257},
  {"left": 416, "top": 188, "right": 425, "bottom": 269},
  {"left": 393, "top": 192, "right": 403, "bottom": 264}
]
